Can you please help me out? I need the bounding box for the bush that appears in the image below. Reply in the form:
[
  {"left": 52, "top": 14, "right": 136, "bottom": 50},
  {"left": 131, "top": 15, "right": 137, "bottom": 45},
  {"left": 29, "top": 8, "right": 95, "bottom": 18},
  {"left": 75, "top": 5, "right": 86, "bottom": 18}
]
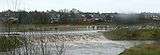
[{"left": 0, "top": 36, "right": 24, "bottom": 52}]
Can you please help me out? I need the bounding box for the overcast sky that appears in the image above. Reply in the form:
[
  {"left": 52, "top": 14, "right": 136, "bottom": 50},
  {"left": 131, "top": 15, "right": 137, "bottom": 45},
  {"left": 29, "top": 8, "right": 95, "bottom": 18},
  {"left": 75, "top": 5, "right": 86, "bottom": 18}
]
[{"left": 0, "top": 0, "right": 160, "bottom": 13}]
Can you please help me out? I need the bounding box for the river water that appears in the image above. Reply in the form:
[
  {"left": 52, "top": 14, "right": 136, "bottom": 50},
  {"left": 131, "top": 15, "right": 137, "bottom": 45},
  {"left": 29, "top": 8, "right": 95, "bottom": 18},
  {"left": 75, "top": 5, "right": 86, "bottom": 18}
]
[{"left": 0, "top": 30, "right": 153, "bottom": 55}]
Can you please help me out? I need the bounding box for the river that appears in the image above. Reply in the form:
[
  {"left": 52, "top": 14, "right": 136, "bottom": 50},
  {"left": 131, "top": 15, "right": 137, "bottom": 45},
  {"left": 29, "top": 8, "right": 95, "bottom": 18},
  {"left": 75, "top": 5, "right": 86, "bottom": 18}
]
[{"left": 0, "top": 30, "right": 153, "bottom": 55}]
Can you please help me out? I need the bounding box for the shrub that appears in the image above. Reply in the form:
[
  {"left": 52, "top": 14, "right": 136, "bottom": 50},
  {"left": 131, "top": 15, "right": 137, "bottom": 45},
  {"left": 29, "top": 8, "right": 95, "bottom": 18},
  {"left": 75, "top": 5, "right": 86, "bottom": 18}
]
[{"left": 0, "top": 36, "right": 24, "bottom": 52}]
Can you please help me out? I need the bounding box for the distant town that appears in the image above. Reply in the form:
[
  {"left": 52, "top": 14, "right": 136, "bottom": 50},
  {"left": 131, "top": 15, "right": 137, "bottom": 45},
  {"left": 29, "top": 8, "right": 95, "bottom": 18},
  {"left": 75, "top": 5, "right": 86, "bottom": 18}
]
[{"left": 0, "top": 9, "right": 160, "bottom": 25}]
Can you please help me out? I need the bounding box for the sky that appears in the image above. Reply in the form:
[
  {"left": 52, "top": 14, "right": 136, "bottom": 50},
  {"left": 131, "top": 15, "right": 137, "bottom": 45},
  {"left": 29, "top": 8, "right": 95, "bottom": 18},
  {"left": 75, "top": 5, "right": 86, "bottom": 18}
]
[{"left": 0, "top": 0, "right": 160, "bottom": 13}]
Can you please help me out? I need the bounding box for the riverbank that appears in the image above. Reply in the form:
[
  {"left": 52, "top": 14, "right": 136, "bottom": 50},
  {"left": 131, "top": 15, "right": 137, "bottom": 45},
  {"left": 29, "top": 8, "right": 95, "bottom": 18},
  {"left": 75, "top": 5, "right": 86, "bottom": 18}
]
[
  {"left": 102, "top": 28, "right": 160, "bottom": 55},
  {"left": 103, "top": 28, "right": 160, "bottom": 40},
  {"left": 120, "top": 42, "right": 160, "bottom": 55},
  {"left": 1, "top": 25, "right": 112, "bottom": 32}
]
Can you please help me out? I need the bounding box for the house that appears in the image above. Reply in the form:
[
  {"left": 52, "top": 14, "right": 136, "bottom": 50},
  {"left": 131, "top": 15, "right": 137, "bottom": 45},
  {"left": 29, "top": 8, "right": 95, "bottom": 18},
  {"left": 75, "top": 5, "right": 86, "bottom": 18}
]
[
  {"left": 8, "top": 17, "right": 18, "bottom": 21},
  {"left": 49, "top": 13, "right": 61, "bottom": 23},
  {"left": 0, "top": 16, "right": 18, "bottom": 23}
]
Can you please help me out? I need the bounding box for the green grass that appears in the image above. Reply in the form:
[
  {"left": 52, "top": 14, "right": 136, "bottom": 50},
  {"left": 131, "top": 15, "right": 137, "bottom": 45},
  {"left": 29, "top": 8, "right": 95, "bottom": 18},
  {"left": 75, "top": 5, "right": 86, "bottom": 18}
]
[
  {"left": 0, "top": 36, "right": 24, "bottom": 52},
  {"left": 103, "top": 28, "right": 160, "bottom": 40},
  {"left": 120, "top": 43, "right": 160, "bottom": 55}
]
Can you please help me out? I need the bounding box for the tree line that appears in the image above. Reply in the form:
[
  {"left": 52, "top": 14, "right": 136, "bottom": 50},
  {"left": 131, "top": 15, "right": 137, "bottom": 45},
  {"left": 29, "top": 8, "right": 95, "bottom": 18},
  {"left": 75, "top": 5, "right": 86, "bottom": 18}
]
[{"left": 0, "top": 9, "right": 160, "bottom": 25}]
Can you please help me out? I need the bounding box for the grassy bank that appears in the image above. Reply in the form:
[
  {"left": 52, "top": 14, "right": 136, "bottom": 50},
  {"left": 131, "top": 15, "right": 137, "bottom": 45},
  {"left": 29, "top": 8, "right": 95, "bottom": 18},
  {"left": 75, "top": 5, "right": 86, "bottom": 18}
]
[
  {"left": 103, "top": 28, "right": 160, "bottom": 40},
  {"left": 120, "top": 43, "right": 160, "bottom": 55},
  {"left": 0, "top": 36, "right": 24, "bottom": 52}
]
